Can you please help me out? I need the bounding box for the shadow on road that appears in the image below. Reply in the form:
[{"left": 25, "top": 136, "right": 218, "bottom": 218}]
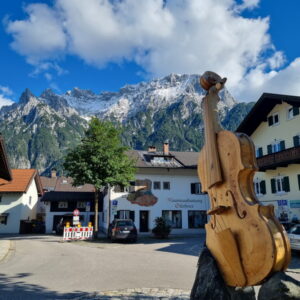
[{"left": 0, "top": 273, "right": 91, "bottom": 300}]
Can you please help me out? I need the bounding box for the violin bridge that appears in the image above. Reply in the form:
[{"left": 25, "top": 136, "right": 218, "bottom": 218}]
[{"left": 208, "top": 205, "right": 230, "bottom": 215}]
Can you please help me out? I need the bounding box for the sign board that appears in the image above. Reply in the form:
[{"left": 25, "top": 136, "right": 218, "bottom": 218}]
[
  {"left": 73, "top": 209, "right": 80, "bottom": 216},
  {"left": 73, "top": 215, "right": 80, "bottom": 225},
  {"left": 277, "top": 200, "right": 288, "bottom": 206},
  {"left": 290, "top": 200, "right": 300, "bottom": 208},
  {"left": 112, "top": 200, "right": 118, "bottom": 206}
]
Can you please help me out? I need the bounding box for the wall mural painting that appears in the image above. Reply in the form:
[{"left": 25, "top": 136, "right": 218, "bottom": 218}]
[{"left": 127, "top": 179, "right": 158, "bottom": 206}]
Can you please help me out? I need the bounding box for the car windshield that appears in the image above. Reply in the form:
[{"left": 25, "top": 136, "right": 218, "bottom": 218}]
[
  {"left": 288, "top": 225, "right": 300, "bottom": 235},
  {"left": 117, "top": 221, "right": 133, "bottom": 226}
]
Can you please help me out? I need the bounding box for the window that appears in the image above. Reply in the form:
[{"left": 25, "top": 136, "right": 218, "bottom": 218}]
[
  {"left": 58, "top": 201, "right": 68, "bottom": 208},
  {"left": 293, "top": 135, "right": 300, "bottom": 147},
  {"left": 254, "top": 179, "right": 266, "bottom": 196},
  {"left": 268, "top": 113, "right": 279, "bottom": 126},
  {"left": 29, "top": 196, "right": 32, "bottom": 205},
  {"left": 117, "top": 181, "right": 136, "bottom": 193},
  {"left": 191, "top": 183, "right": 202, "bottom": 194},
  {"left": 267, "top": 140, "right": 285, "bottom": 154},
  {"left": 188, "top": 211, "right": 207, "bottom": 228},
  {"left": 163, "top": 181, "right": 170, "bottom": 190},
  {"left": 0, "top": 195, "right": 2, "bottom": 203},
  {"left": 77, "top": 201, "right": 86, "bottom": 208},
  {"left": 0, "top": 214, "right": 8, "bottom": 225},
  {"left": 256, "top": 147, "right": 263, "bottom": 158},
  {"left": 162, "top": 210, "right": 182, "bottom": 228},
  {"left": 271, "top": 176, "right": 290, "bottom": 194},
  {"left": 153, "top": 181, "right": 161, "bottom": 190},
  {"left": 116, "top": 210, "right": 135, "bottom": 221},
  {"left": 287, "top": 106, "right": 299, "bottom": 120},
  {"left": 298, "top": 174, "right": 300, "bottom": 190}
]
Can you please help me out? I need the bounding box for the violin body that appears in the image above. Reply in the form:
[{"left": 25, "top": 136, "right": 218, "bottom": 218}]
[{"left": 198, "top": 72, "right": 291, "bottom": 287}]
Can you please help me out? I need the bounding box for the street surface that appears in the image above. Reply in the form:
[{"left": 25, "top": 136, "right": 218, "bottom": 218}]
[
  {"left": 0, "top": 234, "right": 299, "bottom": 299},
  {"left": 0, "top": 234, "right": 204, "bottom": 299}
]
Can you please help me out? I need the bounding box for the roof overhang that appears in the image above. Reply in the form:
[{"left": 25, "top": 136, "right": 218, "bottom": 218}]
[{"left": 236, "top": 93, "right": 300, "bottom": 136}]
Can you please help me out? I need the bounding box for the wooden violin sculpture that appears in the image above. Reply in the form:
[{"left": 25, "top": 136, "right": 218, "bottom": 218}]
[{"left": 198, "top": 71, "right": 291, "bottom": 287}]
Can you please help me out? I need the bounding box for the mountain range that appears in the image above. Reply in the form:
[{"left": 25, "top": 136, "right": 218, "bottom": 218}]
[{"left": 0, "top": 73, "right": 254, "bottom": 175}]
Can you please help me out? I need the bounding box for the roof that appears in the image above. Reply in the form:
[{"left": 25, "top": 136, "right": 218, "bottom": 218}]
[
  {"left": 40, "top": 176, "right": 95, "bottom": 192},
  {"left": 127, "top": 149, "right": 199, "bottom": 169},
  {"left": 40, "top": 191, "right": 95, "bottom": 202},
  {"left": 40, "top": 176, "right": 57, "bottom": 190},
  {"left": 0, "top": 169, "right": 43, "bottom": 195},
  {"left": 236, "top": 93, "right": 300, "bottom": 136},
  {"left": 0, "top": 136, "right": 12, "bottom": 181}
]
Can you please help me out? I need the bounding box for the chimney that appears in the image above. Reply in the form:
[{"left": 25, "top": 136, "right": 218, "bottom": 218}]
[
  {"left": 148, "top": 146, "right": 156, "bottom": 153},
  {"left": 163, "top": 141, "right": 169, "bottom": 155},
  {"left": 51, "top": 169, "right": 57, "bottom": 178}
]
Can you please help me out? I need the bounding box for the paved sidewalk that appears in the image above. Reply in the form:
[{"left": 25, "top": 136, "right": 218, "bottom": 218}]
[
  {"left": 0, "top": 239, "right": 11, "bottom": 262},
  {"left": 75, "top": 288, "right": 190, "bottom": 299}
]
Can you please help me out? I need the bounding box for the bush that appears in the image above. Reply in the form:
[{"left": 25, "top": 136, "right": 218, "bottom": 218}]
[{"left": 152, "top": 217, "right": 171, "bottom": 238}]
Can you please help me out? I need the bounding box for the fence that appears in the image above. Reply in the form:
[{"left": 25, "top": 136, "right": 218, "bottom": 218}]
[{"left": 63, "top": 226, "right": 93, "bottom": 241}]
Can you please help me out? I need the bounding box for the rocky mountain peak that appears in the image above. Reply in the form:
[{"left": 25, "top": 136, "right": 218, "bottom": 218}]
[{"left": 19, "top": 88, "right": 36, "bottom": 104}]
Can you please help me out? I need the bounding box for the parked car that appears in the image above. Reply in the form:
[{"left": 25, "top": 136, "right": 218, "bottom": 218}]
[
  {"left": 288, "top": 224, "right": 300, "bottom": 251},
  {"left": 108, "top": 219, "right": 137, "bottom": 242}
]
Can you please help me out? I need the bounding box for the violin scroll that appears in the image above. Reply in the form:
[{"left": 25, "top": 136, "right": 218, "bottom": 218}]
[{"left": 200, "top": 71, "right": 227, "bottom": 91}]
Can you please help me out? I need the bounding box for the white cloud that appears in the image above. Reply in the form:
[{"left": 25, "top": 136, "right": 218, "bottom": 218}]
[
  {"left": 0, "top": 86, "right": 14, "bottom": 108},
  {"left": 5, "top": 3, "right": 66, "bottom": 64},
  {"left": 5, "top": 0, "right": 300, "bottom": 101},
  {"left": 0, "top": 86, "right": 13, "bottom": 96}
]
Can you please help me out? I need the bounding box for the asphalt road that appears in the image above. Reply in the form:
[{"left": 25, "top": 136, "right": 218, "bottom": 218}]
[
  {"left": 0, "top": 234, "right": 299, "bottom": 299},
  {"left": 0, "top": 234, "right": 204, "bottom": 299}
]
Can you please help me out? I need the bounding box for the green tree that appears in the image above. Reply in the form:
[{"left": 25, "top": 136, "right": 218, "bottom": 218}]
[{"left": 63, "top": 118, "right": 136, "bottom": 235}]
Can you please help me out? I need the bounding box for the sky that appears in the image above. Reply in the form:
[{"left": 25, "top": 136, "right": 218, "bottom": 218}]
[{"left": 1, "top": 0, "right": 300, "bottom": 107}]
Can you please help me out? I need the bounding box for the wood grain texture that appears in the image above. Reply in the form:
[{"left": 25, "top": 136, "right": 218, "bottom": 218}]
[{"left": 197, "top": 72, "right": 291, "bottom": 287}]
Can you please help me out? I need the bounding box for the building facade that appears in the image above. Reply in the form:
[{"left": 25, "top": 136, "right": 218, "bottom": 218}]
[
  {"left": 40, "top": 173, "right": 101, "bottom": 233},
  {"left": 0, "top": 169, "right": 43, "bottom": 233},
  {"left": 100, "top": 144, "right": 209, "bottom": 234},
  {"left": 237, "top": 93, "right": 300, "bottom": 223}
]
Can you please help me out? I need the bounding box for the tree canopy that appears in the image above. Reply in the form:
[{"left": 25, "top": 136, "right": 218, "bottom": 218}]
[{"left": 63, "top": 117, "right": 136, "bottom": 190}]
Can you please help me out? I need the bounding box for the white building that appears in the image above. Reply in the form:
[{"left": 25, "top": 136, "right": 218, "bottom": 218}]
[
  {"left": 0, "top": 169, "right": 43, "bottom": 233},
  {"left": 237, "top": 93, "right": 300, "bottom": 223},
  {"left": 101, "top": 144, "right": 209, "bottom": 235}
]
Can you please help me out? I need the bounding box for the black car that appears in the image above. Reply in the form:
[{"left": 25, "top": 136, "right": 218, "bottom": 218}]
[{"left": 108, "top": 219, "right": 137, "bottom": 242}]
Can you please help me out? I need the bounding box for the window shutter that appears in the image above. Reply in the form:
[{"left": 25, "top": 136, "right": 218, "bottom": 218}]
[
  {"left": 268, "top": 116, "right": 273, "bottom": 126},
  {"left": 298, "top": 174, "right": 300, "bottom": 190},
  {"left": 270, "top": 179, "right": 276, "bottom": 193},
  {"left": 129, "top": 211, "right": 135, "bottom": 222},
  {"left": 280, "top": 140, "right": 285, "bottom": 151},
  {"left": 191, "top": 183, "right": 195, "bottom": 194},
  {"left": 293, "top": 106, "right": 300, "bottom": 116},
  {"left": 294, "top": 135, "right": 300, "bottom": 147},
  {"left": 283, "top": 176, "right": 290, "bottom": 192},
  {"left": 260, "top": 180, "right": 266, "bottom": 194},
  {"left": 267, "top": 144, "right": 272, "bottom": 154}
]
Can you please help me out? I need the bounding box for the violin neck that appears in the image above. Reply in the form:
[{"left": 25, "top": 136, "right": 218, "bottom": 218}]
[{"left": 202, "top": 90, "right": 223, "bottom": 188}]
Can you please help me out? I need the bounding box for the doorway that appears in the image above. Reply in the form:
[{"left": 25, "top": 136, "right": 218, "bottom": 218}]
[{"left": 139, "top": 211, "right": 149, "bottom": 232}]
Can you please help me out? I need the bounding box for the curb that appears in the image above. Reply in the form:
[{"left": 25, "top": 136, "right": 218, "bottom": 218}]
[{"left": 0, "top": 240, "right": 13, "bottom": 263}]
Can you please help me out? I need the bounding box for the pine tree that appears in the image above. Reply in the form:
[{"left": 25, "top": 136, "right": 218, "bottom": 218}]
[{"left": 63, "top": 117, "right": 136, "bottom": 235}]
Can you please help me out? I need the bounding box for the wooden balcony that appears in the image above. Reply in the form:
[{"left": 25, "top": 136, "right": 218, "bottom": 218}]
[{"left": 257, "top": 146, "right": 300, "bottom": 171}]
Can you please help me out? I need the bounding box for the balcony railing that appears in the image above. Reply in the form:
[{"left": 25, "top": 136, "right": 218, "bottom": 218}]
[{"left": 256, "top": 146, "right": 300, "bottom": 171}]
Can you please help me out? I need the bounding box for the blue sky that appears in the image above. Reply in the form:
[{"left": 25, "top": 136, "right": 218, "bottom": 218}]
[{"left": 1, "top": 0, "right": 300, "bottom": 105}]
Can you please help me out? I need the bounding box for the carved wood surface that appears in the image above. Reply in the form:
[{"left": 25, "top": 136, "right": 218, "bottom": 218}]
[{"left": 197, "top": 72, "right": 291, "bottom": 287}]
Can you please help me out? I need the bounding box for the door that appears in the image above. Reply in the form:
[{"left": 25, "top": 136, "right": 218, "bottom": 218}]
[{"left": 139, "top": 211, "right": 149, "bottom": 232}]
